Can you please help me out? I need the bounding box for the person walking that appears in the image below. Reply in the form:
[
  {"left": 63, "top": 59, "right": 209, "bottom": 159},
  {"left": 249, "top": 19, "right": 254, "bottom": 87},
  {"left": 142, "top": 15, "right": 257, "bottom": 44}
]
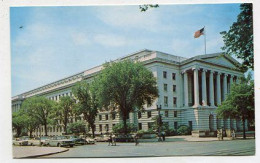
[
  {"left": 162, "top": 131, "right": 165, "bottom": 141},
  {"left": 112, "top": 133, "right": 116, "bottom": 146},
  {"left": 108, "top": 134, "right": 112, "bottom": 146},
  {"left": 134, "top": 134, "right": 139, "bottom": 146}
]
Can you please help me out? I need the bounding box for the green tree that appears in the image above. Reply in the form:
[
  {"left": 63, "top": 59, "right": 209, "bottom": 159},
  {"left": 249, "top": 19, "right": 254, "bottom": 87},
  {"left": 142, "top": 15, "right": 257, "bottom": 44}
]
[
  {"left": 12, "top": 111, "right": 27, "bottom": 137},
  {"left": 21, "top": 96, "right": 56, "bottom": 136},
  {"left": 72, "top": 81, "right": 99, "bottom": 138},
  {"left": 139, "top": 4, "right": 159, "bottom": 12},
  {"left": 54, "top": 96, "right": 76, "bottom": 135},
  {"left": 67, "top": 121, "right": 86, "bottom": 135},
  {"left": 216, "top": 75, "right": 254, "bottom": 139},
  {"left": 95, "top": 60, "right": 158, "bottom": 134},
  {"left": 220, "top": 3, "right": 253, "bottom": 70}
]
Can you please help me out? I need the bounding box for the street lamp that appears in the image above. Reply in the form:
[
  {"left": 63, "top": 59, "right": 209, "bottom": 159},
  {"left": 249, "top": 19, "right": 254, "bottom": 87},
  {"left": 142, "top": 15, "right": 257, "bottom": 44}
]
[{"left": 157, "top": 104, "right": 162, "bottom": 142}]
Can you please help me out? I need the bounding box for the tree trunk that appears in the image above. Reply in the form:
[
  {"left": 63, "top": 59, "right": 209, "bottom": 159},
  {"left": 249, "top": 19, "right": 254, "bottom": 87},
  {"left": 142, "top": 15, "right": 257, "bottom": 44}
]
[
  {"left": 91, "top": 125, "right": 95, "bottom": 138},
  {"left": 16, "top": 127, "right": 21, "bottom": 137},
  {"left": 123, "top": 115, "right": 127, "bottom": 135},
  {"left": 44, "top": 123, "right": 48, "bottom": 136},
  {"left": 64, "top": 124, "right": 67, "bottom": 135},
  {"left": 29, "top": 130, "right": 33, "bottom": 138},
  {"left": 242, "top": 118, "right": 246, "bottom": 139}
]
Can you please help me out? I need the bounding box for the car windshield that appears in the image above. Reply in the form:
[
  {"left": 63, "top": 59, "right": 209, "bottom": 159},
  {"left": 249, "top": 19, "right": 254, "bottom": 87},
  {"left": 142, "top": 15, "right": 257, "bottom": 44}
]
[
  {"left": 57, "top": 136, "right": 67, "bottom": 140},
  {"left": 41, "top": 137, "right": 49, "bottom": 140}
]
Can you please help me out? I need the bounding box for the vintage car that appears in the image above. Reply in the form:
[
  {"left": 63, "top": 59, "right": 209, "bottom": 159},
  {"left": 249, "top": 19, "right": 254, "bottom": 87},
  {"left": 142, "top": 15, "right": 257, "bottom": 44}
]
[
  {"left": 85, "top": 137, "right": 95, "bottom": 144},
  {"left": 39, "top": 136, "right": 50, "bottom": 146},
  {"left": 46, "top": 136, "right": 75, "bottom": 147},
  {"left": 12, "top": 138, "right": 28, "bottom": 146},
  {"left": 94, "top": 134, "right": 110, "bottom": 142},
  {"left": 66, "top": 135, "right": 86, "bottom": 145}
]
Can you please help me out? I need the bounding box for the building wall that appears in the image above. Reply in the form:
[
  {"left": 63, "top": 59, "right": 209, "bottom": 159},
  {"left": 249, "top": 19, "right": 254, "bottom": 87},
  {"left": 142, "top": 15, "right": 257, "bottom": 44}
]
[{"left": 12, "top": 50, "right": 248, "bottom": 137}]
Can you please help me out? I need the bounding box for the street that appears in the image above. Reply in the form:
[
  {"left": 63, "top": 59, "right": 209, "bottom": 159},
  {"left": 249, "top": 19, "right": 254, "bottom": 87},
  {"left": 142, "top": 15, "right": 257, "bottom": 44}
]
[{"left": 42, "top": 139, "right": 255, "bottom": 158}]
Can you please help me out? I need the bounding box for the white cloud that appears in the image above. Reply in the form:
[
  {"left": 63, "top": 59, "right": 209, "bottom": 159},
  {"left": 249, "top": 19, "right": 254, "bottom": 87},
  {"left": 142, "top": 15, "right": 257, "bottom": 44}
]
[
  {"left": 94, "top": 33, "right": 127, "bottom": 47},
  {"left": 95, "top": 6, "right": 172, "bottom": 32},
  {"left": 71, "top": 32, "right": 91, "bottom": 46}
]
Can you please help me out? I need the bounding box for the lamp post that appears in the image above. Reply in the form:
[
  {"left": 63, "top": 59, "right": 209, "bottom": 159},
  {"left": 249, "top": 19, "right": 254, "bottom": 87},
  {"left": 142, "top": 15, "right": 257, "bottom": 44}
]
[{"left": 157, "top": 104, "right": 162, "bottom": 142}]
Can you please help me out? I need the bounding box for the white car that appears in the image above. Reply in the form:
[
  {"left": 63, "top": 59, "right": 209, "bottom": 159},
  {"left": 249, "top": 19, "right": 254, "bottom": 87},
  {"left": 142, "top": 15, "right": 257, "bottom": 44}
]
[
  {"left": 13, "top": 138, "right": 28, "bottom": 146},
  {"left": 86, "top": 137, "right": 95, "bottom": 144},
  {"left": 46, "top": 136, "right": 75, "bottom": 147}
]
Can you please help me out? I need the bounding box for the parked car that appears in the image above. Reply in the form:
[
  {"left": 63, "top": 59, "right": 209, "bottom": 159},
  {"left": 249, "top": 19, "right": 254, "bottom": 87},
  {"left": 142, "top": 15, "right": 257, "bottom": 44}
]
[
  {"left": 94, "top": 134, "right": 110, "bottom": 142},
  {"left": 85, "top": 137, "right": 95, "bottom": 144},
  {"left": 46, "top": 136, "right": 75, "bottom": 147},
  {"left": 13, "top": 138, "right": 28, "bottom": 146},
  {"left": 39, "top": 136, "right": 50, "bottom": 146},
  {"left": 66, "top": 135, "right": 86, "bottom": 145}
]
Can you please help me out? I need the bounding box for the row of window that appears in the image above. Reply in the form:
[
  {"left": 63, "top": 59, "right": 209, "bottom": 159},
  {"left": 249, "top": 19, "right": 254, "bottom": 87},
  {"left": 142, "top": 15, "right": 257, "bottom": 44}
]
[
  {"left": 48, "top": 92, "right": 72, "bottom": 101},
  {"left": 99, "top": 113, "right": 117, "bottom": 121},
  {"left": 163, "top": 84, "right": 176, "bottom": 92},
  {"left": 163, "top": 71, "right": 176, "bottom": 80},
  {"left": 164, "top": 96, "right": 177, "bottom": 107}
]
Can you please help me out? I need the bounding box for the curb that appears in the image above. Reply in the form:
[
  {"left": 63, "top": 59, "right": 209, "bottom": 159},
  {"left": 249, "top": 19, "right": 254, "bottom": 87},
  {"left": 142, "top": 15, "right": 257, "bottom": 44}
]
[{"left": 14, "top": 148, "right": 69, "bottom": 159}]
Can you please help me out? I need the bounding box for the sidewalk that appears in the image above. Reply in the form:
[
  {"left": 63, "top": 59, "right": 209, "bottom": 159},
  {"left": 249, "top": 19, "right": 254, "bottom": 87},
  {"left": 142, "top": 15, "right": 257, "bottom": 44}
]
[
  {"left": 139, "top": 135, "right": 254, "bottom": 142},
  {"left": 13, "top": 146, "right": 69, "bottom": 158}
]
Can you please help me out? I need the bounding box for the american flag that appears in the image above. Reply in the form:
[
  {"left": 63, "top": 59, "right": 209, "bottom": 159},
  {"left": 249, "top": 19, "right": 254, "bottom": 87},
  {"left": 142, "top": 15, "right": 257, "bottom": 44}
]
[{"left": 194, "top": 27, "right": 205, "bottom": 38}]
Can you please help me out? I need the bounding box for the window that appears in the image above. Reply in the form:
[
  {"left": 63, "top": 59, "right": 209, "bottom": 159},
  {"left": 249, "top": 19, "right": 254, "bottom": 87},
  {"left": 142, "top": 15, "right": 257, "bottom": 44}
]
[
  {"left": 164, "top": 96, "right": 168, "bottom": 107},
  {"left": 112, "top": 124, "right": 116, "bottom": 127},
  {"left": 138, "top": 112, "right": 142, "bottom": 119},
  {"left": 172, "top": 73, "right": 176, "bottom": 80},
  {"left": 173, "top": 97, "right": 177, "bottom": 106},
  {"left": 99, "top": 115, "right": 102, "bottom": 121},
  {"left": 173, "top": 85, "right": 176, "bottom": 92},
  {"left": 163, "top": 71, "right": 167, "bottom": 78},
  {"left": 174, "top": 122, "right": 178, "bottom": 129},
  {"left": 147, "top": 111, "right": 151, "bottom": 118},
  {"left": 165, "top": 111, "right": 168, "bottom": 117},
  {"left": 174, "top": 111, "right": 177, "bottom": 117},
  {"left": 126, "top": 113, "right": 129, "bottom": 119},
  {"left": 164, "top": 84, "right": 168, "bottom": 91},
  {"left": 138, "top": 123, "right": 142, "bottom": 130},
  {"left": 99, "top": 125, "right": 102, "bottom": 132},
  {"left": 105, "top": 124, "right": 109, "bottom": 132},
  {"left": 148, "top": 122, "right": 154, "bottom": 129},
  {"left": 112, "top": 113, "right": 116, "bottom": 120},
  {"left": 105, "top": 114, "right": 108, "bottom": 120}
]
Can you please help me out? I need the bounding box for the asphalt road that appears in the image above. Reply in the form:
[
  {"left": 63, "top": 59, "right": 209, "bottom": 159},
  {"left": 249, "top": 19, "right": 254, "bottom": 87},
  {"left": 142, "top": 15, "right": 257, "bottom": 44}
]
[{"left": 42, "top": 139, "right": 255, "bottom": 158}]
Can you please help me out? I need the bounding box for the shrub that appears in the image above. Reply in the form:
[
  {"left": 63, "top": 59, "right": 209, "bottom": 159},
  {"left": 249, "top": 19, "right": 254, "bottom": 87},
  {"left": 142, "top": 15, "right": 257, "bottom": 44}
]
[
  {"left": 112, "top": 123, "right": 137, "bottom": 134},
  {"left": 136, "top": 129, "right": 156, "bottom": 137},
  {"left": 177, "top": 125, "right": 191, "bottom": 135},
  {"left": 165, "top": 128, "right": 176, "bottom": 136},
  {"left": 67, "top": 121, "right": 86, "bottom": 135}
]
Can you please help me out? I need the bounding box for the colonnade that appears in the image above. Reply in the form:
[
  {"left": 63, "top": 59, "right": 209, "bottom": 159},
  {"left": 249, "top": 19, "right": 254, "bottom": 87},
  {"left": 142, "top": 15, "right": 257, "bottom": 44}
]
[{"left": 182, "top": 67, "right": 240, "bottom": 107}]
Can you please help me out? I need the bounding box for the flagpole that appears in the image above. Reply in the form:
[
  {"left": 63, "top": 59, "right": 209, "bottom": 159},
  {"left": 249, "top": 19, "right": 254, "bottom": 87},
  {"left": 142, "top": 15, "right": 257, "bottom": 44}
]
[{"left": 204, "top": 26, "right": 206, "bottom": 55}]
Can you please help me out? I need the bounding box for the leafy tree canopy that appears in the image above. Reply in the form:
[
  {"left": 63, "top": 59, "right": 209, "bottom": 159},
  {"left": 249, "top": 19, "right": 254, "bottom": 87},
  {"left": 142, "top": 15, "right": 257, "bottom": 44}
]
[
  {"left": 216, "top": 74, "right": 254, "bottom": 138},
  {"left": 139, "top": 4, "right": 159, "bottom": 12},
  {"left": 21, "top": 96, "right": 56, "bottom": 136},
  {"left": 95, "top": 60, "right": 158, "bottom": 134},
  {"left": 67, "top": 121, "right": 86, "bottom": 135},
  {"left": 72, "top": 81, "right": 99, "bottom": 137},
  {"left": 220, "top": 3, "right": 253, "bottom": 70}
]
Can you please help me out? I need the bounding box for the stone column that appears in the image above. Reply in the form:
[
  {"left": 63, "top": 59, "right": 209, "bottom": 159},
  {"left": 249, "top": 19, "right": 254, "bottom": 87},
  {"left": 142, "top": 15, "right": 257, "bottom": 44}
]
[
  {"left": 216, "top": 72, "right": 221, "bottom": 106},
  {"left": 223, "top": 74, "right": 228, "bottom": 100},
  {"left": 193, "top": 67, "right": 200, "bottom": 107},
  {"left": 236, "top": 76, "right": 240, "bottom": 84},
  {"left": 202, "top": 69, "right": 208, "bottom": 106},
  {"left": 209, "top": 71, "right": 215, "bottom": 107},
  {"left": 183, "top": 71, "right": 189, "bottom": 107}
]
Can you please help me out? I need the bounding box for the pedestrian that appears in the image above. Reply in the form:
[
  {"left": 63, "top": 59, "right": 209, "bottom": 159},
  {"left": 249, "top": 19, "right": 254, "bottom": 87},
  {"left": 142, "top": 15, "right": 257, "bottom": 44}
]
[
  {"left": 108, "top": 134, "right": 112, "bottom": 146},
  {"left": 134, "top": 134, "right": 139, "bottom": 146},
  {"left": 112, "top": 134, "right": 116, "bottom": 146},
  {"left": 162, "top": 131, "right": 165, "bottom": 141}
]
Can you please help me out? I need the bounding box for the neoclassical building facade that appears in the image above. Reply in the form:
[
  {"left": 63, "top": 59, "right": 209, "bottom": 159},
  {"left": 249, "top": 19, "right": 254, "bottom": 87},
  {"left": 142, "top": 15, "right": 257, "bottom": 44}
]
[{"left": 12, "top": 49, "right": 247, "bottom": 136}]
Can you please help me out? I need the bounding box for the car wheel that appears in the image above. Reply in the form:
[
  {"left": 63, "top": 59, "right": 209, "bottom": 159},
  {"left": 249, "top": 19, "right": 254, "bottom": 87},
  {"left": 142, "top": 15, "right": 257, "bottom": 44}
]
[
  {"left": 31, "top": 143, "right": 33, "bottom": 146},
  {"left": 70, "top": 145, "right": 74, "bottom": 147},
  {"left": 57, "top": 143, "right": 61, "bottom": 147}
]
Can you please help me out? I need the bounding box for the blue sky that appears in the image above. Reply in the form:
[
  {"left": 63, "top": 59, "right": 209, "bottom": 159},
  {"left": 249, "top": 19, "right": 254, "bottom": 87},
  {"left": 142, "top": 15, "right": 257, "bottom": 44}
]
[{"left": 11, "top": 4, "right": 241, "bottom": 96}]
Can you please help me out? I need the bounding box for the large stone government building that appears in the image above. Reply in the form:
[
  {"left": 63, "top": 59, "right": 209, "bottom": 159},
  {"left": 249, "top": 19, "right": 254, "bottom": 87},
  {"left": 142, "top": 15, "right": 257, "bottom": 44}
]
[{"left": 12, "top": 49, "right": 248, "bottom": 136}]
